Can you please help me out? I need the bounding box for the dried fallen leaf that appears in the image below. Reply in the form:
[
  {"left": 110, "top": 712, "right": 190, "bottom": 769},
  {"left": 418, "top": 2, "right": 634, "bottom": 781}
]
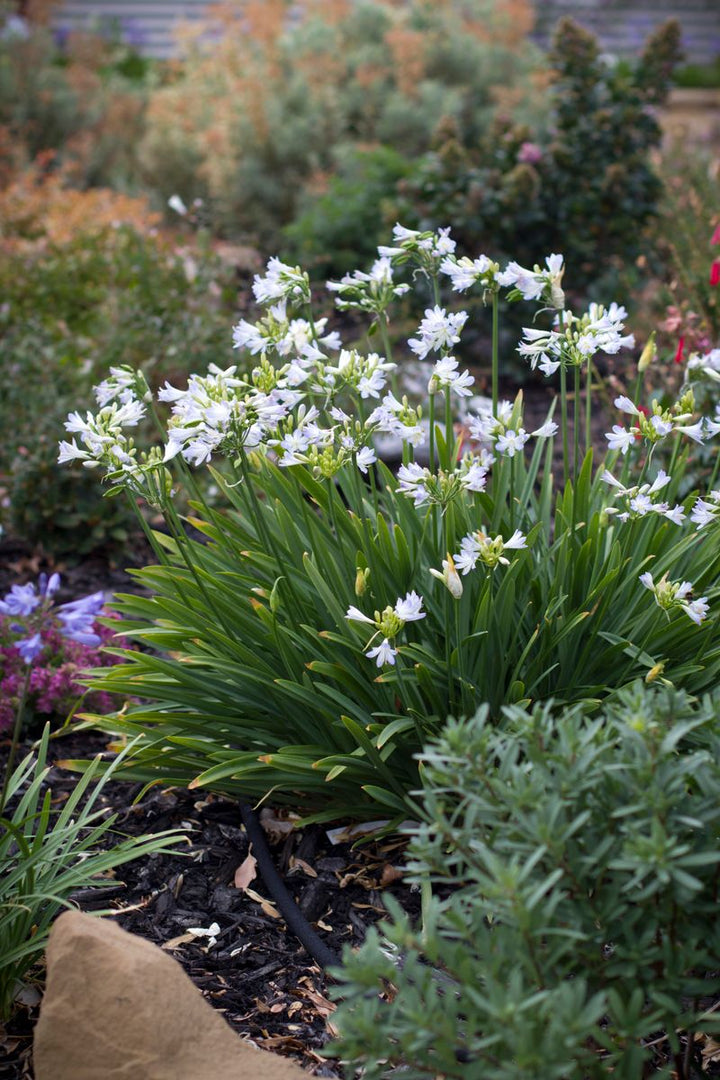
[
  {"left": 244, "top": 887, "right": 282, "bottom": 919},
  {"left": 290, "top": 856, "right": 317, "bottom": 878},
  {"left": 161, "top": 932, "right": 196, "bottom": 951},
  {"left": 233, "top": 852, "right": 258, "bottom": 891},
  {"left": 259, "top": 807, "right": 301, "bottom": 840},
  {"left": 380, "top": 863, "right": 404, "bottom": 886}
]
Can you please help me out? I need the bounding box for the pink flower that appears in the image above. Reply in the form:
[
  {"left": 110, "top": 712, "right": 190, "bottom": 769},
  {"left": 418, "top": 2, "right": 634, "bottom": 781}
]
[
  {"left": 710, "top": 260, "right": 720, "bottom": 288},
  {"left": 517, "top": 141, "right": 542, "bottom": 165}
]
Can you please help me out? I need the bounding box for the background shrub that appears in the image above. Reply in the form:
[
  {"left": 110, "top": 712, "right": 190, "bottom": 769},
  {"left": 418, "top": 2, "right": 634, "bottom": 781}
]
[
  {"left": 138, "top": 0, "right": 546, "bottom": 243},
  {"left": 0, "top": 174, "right": 238, "bottom": 557},
  {"left": 387, "top": 18, "right": 683, "bottom": 300}
]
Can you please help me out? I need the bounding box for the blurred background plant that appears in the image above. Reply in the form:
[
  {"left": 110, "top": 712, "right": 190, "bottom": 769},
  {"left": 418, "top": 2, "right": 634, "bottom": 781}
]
[
  {"left": 380, "top": 17, "right": 684, "bottom": 302},
  {"left": 0, "top": 166, "right": 239, "bottom": 559},
  {"left": 138, "top": 0, "right": 547, "bottom": 246}
]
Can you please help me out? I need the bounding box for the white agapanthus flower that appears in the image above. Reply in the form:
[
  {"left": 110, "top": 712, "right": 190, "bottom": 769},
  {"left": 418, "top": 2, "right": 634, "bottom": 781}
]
[
  {"left": 518, "top": 302, "right": 633, "bottom": 374},
  {"left": 454, "top": 529, "right": 528, "bottom": 574},
  {"left": 346, "top": 591, "right": 426, "bottom": 668},
  {"left": 439, "top": 254, "right": 497, "bottom": 293},
  {"left": 498, "top": 254, "right": 565, "bottom": 308},
  {"left": 639, "top": 572, "right": 708, "bottom": 625},
  {"left": 601, "top": 469, "right": 684, "bottom": 524},
  {"left": 428, "top": 356, "right": 475, "bottom": 397},
  {"left": 690, "top": 491, "right": 720, "bottom": 529},
  {"left": 408, "top": 306, "right": 468, "bottom": 360},
  {"left": 252, "top": 256, "right": 311, "bottom": 306}
]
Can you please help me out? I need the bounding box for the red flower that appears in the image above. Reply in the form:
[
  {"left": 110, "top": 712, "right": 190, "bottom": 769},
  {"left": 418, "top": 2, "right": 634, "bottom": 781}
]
[
  {"left": 711, "top": 260, "right": 720, "bottom": 287},
  {"left": 711, "top": 223, "right": 720, "bottom": 246},
  {"left": 674, "top": 335, "right": 685, "bottom": 365}
]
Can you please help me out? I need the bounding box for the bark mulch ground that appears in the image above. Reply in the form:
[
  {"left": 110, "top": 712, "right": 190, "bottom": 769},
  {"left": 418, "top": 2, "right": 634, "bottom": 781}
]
[{"left": 0, "top": 728, "right": 418, "bottom": 1080}]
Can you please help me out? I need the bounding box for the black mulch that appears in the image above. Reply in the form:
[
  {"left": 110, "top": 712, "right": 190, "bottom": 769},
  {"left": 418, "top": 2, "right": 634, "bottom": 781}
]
[{"left": 0, "top": 729, "right": 418, "bottom": 1080}]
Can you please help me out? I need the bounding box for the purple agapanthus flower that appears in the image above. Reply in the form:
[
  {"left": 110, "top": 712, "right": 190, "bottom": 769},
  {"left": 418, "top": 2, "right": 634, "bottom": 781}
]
[
  {"left": 0, "top": 583, "right": 41, "bottom": 617},
  {"left": 16, "top": 633, "right": 43, "bottom": 665},
  {"left": 56, "top": 591, "right": 105, "bottom": 646}
]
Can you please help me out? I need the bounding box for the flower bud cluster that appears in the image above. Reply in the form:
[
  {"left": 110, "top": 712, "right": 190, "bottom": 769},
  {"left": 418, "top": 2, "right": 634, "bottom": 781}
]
[
  {"left": 639, "top": 571, "right": 709, "bottom": 625},
  {"left": 345, "top": 591, "right": 426, "bottom": 668}
]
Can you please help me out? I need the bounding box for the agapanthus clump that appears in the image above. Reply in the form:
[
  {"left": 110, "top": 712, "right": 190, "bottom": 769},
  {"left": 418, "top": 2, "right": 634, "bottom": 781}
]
[
  {"left": 0, "top": 576, "right": 131, "bottom": 733},
  {"left": 53, "top": 221, "right": 720, "bottom": 823}
]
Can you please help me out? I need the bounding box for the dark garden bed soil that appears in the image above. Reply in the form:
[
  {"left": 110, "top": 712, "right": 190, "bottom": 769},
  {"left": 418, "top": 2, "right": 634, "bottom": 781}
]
[{"left": 0, "top": 728, "right": 419, "bottom": 1080}]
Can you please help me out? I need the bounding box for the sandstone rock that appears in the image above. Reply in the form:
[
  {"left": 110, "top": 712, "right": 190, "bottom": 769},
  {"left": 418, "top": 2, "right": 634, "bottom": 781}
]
[{"left": 34, "top": 910, "right": 310, "bottom": 1080}]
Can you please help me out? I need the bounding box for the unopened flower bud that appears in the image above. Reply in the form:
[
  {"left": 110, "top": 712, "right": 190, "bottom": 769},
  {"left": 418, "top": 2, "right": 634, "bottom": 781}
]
[
  {"left": 429, "top": 554, "right": 463, "bottom": 599},
  {"left": 638, "top": 332, "right": 656, "bottom": 372},
  {"left": 645, "top": 661, "right": 665, "bottom": 684},
  {"left": 355, "top": 567, "right": 370, "bottom": 596}
]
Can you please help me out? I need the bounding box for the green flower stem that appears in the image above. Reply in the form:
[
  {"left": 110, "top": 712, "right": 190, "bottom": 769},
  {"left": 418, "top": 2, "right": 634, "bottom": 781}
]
[
  {"left": 560, "top": 364, "right": 569, "bottom": 489},
  {"left": 0, "top": 665, "right": 32, "bottom": 815},
  {"left": 444, "top": 387, "right": 453, "bottom": 473},
  {"left": 428, "top": 393, "right": 436, "bottom": 473},
  {"left": 573, "top": 364, "right": 581, "bottom": 484},
  {"left": 378, "top": 313, "right": 399, "bottom": 398},
  {"left": 585, "top": 354, "right": 593, "bottom": 457},
  {"left": 491, "top": 288, "right": 499, "bottom": 417},
  {"left": 236, "top": 453, "right": 303, "bottom": 619},
  {"left": 510, "top": 454, "right": 516, "bottom": 532}
]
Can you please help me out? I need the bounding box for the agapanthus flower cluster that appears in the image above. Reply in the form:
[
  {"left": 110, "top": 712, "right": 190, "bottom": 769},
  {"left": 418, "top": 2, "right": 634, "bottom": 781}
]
[
  {"left": 58, "top": 398, "right": 146, "bottom": 475},
  {"left": 0, "top": 575, "right": 123, "bottom": 731},
  {"left": 232, "top": 298, "right": 341, "bottom": 361},
  {"left": 317, "top": 350, "right": 395, "bottom": 400},
  {"left": 467, "top": 399, "right": 557, "bottom": 458},
  {"left": 408, "top": 306, "right": 468, "bottom": 361},
  {"left": 454, "top": 529, "right": 528, "bottom": 574},
  {"left": 439, "top": 253, "right": 500, "bottom": 295},
  {"left": 396, "top": 453, "right": 490, "bottom": 508},
  {"left": 159, "top": 363, "right": 297, "bottom": 466},
  {"left": 366, "top": 393, "right": 425, "bottom": 448},
  {"left": 272, "top": 406, "right": 377, "bottom": 478},
  {"left": 498, "top": 254, "right": 566, "bottom": 309},
  {"left": 605, "top": 389, "right": 714, "bottom": 454},
  {"left": 639, "top": 571, "right": 709, "bottom": 626},
  {"left": 345, "top": 591, "right": 426, "bottom": 667},
  {"left": 251, "top": 256, "right": 311, "bottom": 307},
  {"left": 690, "top": 490, "right": 720, "bottom": 529},
  {"left": 601, "top": 469, "right": 685, "bottom": 525},
  {"left": 378, "top": 224, "right": 457, "bottom": 274},
  {"left": 518, "top": 303, "right": 634, "bottom": 376},
  {"left": 327, "top": 256, "right": 410, "bottom": 315}
]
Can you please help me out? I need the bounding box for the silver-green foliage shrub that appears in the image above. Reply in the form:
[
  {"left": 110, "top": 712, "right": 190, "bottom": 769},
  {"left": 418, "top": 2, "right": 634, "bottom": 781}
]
[{"left": 331, "top": 683, "right": 720, "bottom": 1079}]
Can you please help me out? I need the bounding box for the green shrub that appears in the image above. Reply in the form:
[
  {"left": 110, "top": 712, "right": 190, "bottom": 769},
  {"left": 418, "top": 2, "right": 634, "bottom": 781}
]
[
  {"left": 284, "top": 145, "right": 412, "bottom": 277},
  {"left": 331, "top": 683, "right": 720, "bottom": 1079},
  {"left": 61, "top": 227, "right": 720, "bottom": 822}
]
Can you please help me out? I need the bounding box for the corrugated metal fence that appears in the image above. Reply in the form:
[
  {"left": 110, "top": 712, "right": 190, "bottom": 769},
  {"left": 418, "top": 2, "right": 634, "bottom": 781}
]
[{"left": 50, "top": 0, "right": 720, "bottom": 62}]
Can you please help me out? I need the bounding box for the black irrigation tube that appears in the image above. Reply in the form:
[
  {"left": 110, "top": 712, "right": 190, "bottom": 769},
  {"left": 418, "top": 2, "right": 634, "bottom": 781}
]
[{"left": 239, "top": 803, "right": 342, "bottom": 972}]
